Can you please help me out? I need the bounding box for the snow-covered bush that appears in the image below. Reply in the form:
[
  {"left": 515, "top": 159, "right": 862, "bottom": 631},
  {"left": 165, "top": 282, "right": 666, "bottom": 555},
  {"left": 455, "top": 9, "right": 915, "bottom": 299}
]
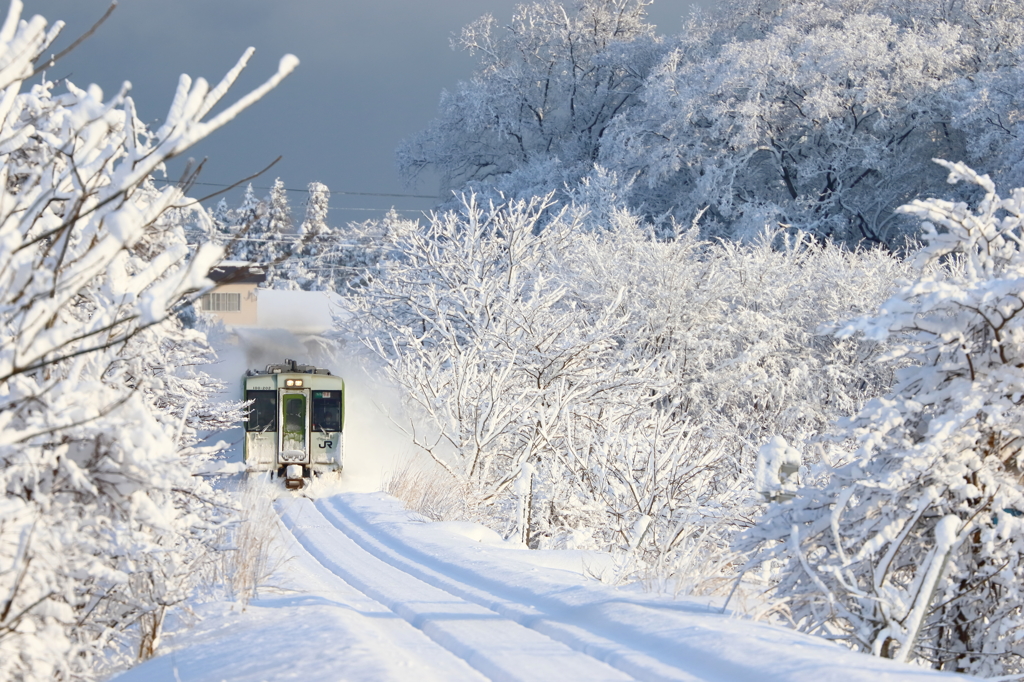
[
  {"left": 565, "top": 224, "right": 905, "bottom": 462},
  {"left": 743, "top": 161, "right": 1024, "bottom": 675},
  {"left": 0, "top": 3, "right": 296, "bottom": 679},
  {"left": 348, "top": 195, "right": 904, "bottom": 590},
  {"left": 355, "top": 195, "right": 633, "bottom": 502},
  {"left": 558, "top": 221, "right": 905, "bottom": 588}
]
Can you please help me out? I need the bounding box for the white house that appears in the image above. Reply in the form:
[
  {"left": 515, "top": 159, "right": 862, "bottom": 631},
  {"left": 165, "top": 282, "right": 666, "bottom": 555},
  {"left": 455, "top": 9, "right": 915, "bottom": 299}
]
[
  {"left": 199, "top": 262, "right": 266, "bottom": 326},
  {"left": 200, "top": 262, "right": 340, "bottom": 334}
]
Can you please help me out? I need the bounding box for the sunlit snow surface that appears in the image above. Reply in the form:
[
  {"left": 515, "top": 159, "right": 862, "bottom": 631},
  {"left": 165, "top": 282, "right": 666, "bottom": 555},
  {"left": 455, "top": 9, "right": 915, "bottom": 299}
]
[
  {"left": 112, "top": 315, "right": 977, "bottom": 682},
  {"left": 113, "top": 491, "right": 976, "bottom": 682}
]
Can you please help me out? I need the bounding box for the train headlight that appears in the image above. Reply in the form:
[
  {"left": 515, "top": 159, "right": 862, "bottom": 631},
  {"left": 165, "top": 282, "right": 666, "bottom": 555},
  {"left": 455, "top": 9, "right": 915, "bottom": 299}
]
[{"left": 285, "top": 379, "right": 303, "bottom": 387}]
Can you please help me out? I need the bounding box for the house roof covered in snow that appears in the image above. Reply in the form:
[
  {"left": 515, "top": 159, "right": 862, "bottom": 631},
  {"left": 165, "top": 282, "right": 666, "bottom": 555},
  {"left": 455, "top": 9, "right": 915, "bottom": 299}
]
[{"left": 208, "top": 263, "right": 267, "bottom": 285}]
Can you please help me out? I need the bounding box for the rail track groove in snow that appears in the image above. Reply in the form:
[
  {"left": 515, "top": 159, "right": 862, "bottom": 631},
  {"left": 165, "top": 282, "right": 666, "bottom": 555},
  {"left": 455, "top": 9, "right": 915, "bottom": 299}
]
[
  {"left": 280, "top": 494, "right": 970, "bottom": 682},
  {"left": 277, "top": 496, "right": 703, "bottom": 682},
  {"left": 278, "top": 493, "right": 688, "bottom": 679}
]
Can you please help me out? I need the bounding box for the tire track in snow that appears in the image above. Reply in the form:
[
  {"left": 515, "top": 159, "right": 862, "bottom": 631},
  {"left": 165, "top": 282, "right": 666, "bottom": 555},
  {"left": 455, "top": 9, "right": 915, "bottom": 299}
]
[
  {"left": 278, "top": 497, "right": 641, "bottom": 682},
  {"left": 312, "top": 496, "right": 706, "bottom": 682}
]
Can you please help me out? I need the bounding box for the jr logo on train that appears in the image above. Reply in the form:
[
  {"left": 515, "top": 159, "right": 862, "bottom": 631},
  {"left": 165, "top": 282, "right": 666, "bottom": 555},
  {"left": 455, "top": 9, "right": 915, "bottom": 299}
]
[{"left": 243, "top": 359, "right": 345, "bottom": 489}]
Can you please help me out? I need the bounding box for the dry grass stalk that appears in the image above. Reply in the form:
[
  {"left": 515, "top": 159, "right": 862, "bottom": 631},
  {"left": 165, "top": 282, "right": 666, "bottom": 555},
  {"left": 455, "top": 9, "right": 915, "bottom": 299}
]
[
  {"left": 218, "top": 475, "right": 289, "bottom": 606},
  {"left": 383, "top": 461, "right": 465, "bottom": 521}
]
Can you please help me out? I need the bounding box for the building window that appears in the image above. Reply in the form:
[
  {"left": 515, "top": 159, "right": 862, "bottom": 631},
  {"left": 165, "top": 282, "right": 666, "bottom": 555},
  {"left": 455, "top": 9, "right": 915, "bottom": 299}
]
[{"left": 201, "top": 292, "right": 241, "bottom": 312}]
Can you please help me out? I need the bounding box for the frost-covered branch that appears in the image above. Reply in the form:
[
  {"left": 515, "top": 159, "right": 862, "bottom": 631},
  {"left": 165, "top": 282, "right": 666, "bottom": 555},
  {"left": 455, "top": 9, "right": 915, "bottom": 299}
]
[
  {"left": 745, "top": 161, "right": 1024, "bottom": 676},
  {"left": 0, "top": 3, "right": 295, "bottom": 678}
]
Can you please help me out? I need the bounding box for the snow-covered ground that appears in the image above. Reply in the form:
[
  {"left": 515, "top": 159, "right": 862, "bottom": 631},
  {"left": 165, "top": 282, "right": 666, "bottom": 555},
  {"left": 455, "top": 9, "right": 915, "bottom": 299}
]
[
  {"left": 111, "top": 320, "right": 979, "bottom": 681},
  {"left": 113, "top": 487, "right": 975, "bottom": 682}
]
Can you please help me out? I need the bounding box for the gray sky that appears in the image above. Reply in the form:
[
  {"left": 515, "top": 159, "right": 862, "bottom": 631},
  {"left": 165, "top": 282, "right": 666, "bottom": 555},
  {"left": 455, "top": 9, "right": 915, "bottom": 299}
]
[{"left": 25, "top": 0, "right": 713, "bottom": 219}]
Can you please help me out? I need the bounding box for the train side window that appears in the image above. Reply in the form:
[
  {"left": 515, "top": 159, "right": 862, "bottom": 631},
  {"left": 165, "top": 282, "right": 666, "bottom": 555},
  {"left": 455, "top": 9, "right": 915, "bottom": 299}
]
[
  {"left": 312, "top": 391, "right": 342, "bottom": 432},
  {"left": 246, "top": 390, "right": 277, "bottom": 432}
]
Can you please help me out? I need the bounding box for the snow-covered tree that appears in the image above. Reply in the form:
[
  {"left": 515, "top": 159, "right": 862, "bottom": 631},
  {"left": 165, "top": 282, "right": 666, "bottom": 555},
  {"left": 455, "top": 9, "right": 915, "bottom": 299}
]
[
  {"left": 554, "top": 219, "right": 905, "bottom": 578},
  {"left": 353, "top": 196, "right": 613, "bottom": 496},
  {"left": 602, "top": 1, "right": 976, "bottom": 245},
  {"left": 0, "top": 2, "right": 297, "bottom": 678},
  {"left": 404, "top": 0, "right": 1024, "bottom": 248},
  {"left": 279, "top": 181, "right": 333, "bottom": 290},
  {"left": 261, "top": 177, "right": 293, "bottom": 259},
  {"left": 222, "top": 182, "right": 265, "bottom": 262},
  {"left": 301, "top": 181, "right": 331, "bottom": 238},
  {"left": 397, "top": 0, "right": 664, "bottom": 203},
  {"left": 953, "top": 45, "right": 1024, "bottom": 191},
  {"left": 209, "top": 197, "right": 233, "bottom": 241},
  {"left": 252, "top": 177, "right": 296, "bottom": 287},
  {"left": 743, "top": 162, "right": 1024, "bottom": 675},
  {"left": 215, "top": 178, "right": 304, "bottom": 287}
]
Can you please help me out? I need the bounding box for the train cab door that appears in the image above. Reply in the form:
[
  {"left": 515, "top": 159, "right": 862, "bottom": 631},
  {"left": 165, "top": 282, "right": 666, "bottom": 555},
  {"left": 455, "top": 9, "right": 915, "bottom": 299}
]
[{"left": 279, "top": 390, "right": 311, "bottom": 466}]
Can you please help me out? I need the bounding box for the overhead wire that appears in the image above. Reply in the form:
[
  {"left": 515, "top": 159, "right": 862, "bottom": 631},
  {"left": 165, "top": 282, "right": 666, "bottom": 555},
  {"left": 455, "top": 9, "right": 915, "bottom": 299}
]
[
  {"left": 151, "top": 177, "right": 438, "bottom": 200},
  {"left": 327, "top": 207, "right": 423, "bottom": 213},
  {"left": 151, "top": 177, "right": 437, "bottom": 215},
  {"left": 205, "top": 235, "right": 377, "bottom": 245}
]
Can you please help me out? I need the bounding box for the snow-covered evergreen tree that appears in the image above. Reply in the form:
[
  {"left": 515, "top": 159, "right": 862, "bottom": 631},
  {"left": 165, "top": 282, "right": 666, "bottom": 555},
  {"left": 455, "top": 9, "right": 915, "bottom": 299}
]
[
  {"left": 209, "top": 197, "right": 234, "bottom": 242},
  {"left": 279, "top": 181, "right": 332, "bottom": 290},
  {"left": 217, "top": 178, "right": 302, "bottom": 286},
  {"left": 743, "top": 162, "right": 1024, "bottom": 676},
  {"left": 0, "top": 3, "right": 297, "bottom": 678},
  {"left": 223, "top": 183, "right": 264, "bottom": 262},
  {"left": 301, "top": 181, "right": 331, "bottom": 238},
  {"left": 262, "top": 177, "right": 294, "bottom": 261}
]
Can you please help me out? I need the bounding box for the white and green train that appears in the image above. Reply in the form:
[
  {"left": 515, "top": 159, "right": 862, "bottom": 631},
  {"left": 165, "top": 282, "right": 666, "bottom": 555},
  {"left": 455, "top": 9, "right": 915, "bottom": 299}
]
[{"left": 243, "top": 359, "right": 345, "bottom": 489}]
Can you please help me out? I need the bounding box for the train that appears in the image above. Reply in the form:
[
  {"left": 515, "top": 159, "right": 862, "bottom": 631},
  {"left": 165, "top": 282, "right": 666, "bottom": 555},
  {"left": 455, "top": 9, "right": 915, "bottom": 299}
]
[{"left": 243, "top": 359, "right": 345, "bottom": 489}]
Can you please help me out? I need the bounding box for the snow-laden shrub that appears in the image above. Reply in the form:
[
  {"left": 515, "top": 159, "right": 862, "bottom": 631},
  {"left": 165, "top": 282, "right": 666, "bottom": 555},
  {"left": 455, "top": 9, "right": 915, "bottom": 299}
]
[
  {"left": 743, "top": 161, "right": 1024, "bottom": 675},
  {"left": 382, "top": 460, "right": 466, "bottom": 523},
  {"left": 0, "top": 3, "right": 296, "bottom": 679},
  {"left": 554, "top": 220, "right": 905, "bottom": 588},
  {"left": 348, "top": 194, "right": 905, "bottom": 590}
]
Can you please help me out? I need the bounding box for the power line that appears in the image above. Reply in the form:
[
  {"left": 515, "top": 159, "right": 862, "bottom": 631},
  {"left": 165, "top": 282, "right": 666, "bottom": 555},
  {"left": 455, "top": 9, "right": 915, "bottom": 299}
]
[
  {"left": 328, "top": 206, "right": 424, "bottom": 213},
  {"left": 152, "top": 177, "right": 438, "bottom": 200}
]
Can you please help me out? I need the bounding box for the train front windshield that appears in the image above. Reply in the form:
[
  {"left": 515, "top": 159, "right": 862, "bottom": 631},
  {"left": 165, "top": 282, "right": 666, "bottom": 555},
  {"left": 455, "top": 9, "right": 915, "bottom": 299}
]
[
  {"left": 246, "top": 390, "right": 277, "bottom": 431},
  {"left": 312, "top": 390, "right": 342, "bottom": 432}
]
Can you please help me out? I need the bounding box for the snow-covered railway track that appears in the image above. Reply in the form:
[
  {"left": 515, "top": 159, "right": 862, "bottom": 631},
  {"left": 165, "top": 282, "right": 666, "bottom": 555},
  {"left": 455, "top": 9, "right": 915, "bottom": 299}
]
[{"left": 278, "top": 496, "right": 703, "bottom": 682}]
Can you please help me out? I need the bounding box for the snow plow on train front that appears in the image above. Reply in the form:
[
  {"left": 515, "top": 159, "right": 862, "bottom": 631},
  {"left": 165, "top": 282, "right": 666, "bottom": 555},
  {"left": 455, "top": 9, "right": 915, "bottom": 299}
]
[{"left": 243, "top": 359, "right": 345, "bottom": 489}]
